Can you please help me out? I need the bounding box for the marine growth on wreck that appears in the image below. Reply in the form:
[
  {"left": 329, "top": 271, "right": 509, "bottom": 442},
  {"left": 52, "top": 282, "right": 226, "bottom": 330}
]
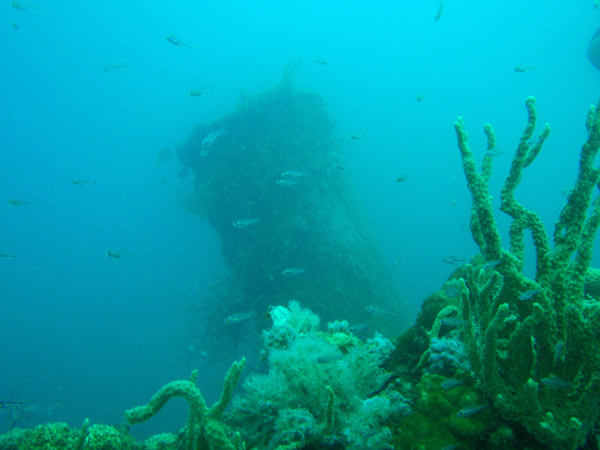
[
  {"left": 2, "top": 91, "right": 600, "bottom": 450},
  {"left": 176, "top": 71, "right": 409, "bottom": 357}
]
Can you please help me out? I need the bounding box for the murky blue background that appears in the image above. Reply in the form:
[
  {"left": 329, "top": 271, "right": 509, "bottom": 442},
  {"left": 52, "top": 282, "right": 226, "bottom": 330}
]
[{"left": 1, "top": 0, "right": 598, "bottom": 437}]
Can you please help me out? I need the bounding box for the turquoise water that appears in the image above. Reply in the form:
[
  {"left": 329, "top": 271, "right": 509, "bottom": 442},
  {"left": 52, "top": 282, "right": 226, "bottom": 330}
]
[{"left": 1, "top": 0, "right": 598, "bottom": 437}]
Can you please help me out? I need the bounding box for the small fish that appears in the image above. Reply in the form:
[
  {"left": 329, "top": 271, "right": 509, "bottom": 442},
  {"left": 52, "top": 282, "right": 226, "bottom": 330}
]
[
  {"left": 282, "top": 267, "right": 305, "bottom": 276},
  {"left": 232, "top": 218, "right": 260, "bottom": 228},
  {"left": 106, "top": 250, "right": 122, "bottom": 259},
  {"left": 553, "top": 341, "right": 565, "bottom": 367},
  {"left": 482, "top": 259, "right": 501, "bottom": 270},
  {"left": 201, "top": 128, "right": 224, "bottom": 148},
  {"left": 541, "top": 376, "right": 570, "bottom": 388},
  {"left": 72, "top": 178, "right": 96, "bottom": 185},
  {"left": 456, "top": 404, "right": 487, "bottom": 417},
  {"left": 281, "top": 170, "right": 305, "bottom": 179},
  {"left": 416, "top": 94, "right": 427, "bottom": 102},
  {"left": 519, "top": 289, "right": 539, "bottom": 301},
  {"left": 276, "top": 179, "right": 298, "bottom": 186},
  {"left": 441, "top": 379, "right": 464, "bottom": 390},
  {"left": 316, "top": 354, "right": 343, "bottom": 363},
  {"left": 514, "top": 65, "right": 536, "bottom": 73},
  {"left": 165, "top": 35, "right": 194, "bottom": 48},
  {"left": 0, "top": 254, "right": 17, "bottom": 258},
  {"left": 434, "top": 0, "right": 444, "bottom": 22},
  {"left": 224, "top": 311, "right": 256, "bottom": 324},
  {"left": 442, "top": 256, "right": 466, "bottom": 265},
  {"left": 331, "top": 163, "right": 345, "bottom": 170},
  {"left": 190, "top": 86, "right": 212, "bottom": 97},
  {"left": 348, "top": 323, "right": 369, "bottom": 334},
  {"left": 440, "top": 445, "right": 459, "bottom": 450},
  {"left": 102, "top": 64, "right": 126, "bottom": 72},
  {"left": 485, "top": 148, "right": 506, "bottom": 157},
  {"left": 350, "top": 133, "right": 364, "bottom": 140},
  {"left": 0, "top": 400, "right": 23, "bottom": 407},
  {"left": 440, "top": 317, "right": 465, "bottom": 328},
  {"left": 190, "top": 90, "right": 203, "bottom": 97},
  {"left": 366, "top": 305, "right": 394, "bottom": 315},
  {"left": 396, "top": 175, "right": 413, "bottom": 183},
  {"left": 310, "top": 59, "right": 328, "bottom": 65},
  {"left": 7, "top": 198, "right": 35, "bottom": 206},
  {"left": 11, "top": 2, "right": 39, "bottom": 11},
  {"left": 11, "top": 21, "right": 18, "bottom": 29}
]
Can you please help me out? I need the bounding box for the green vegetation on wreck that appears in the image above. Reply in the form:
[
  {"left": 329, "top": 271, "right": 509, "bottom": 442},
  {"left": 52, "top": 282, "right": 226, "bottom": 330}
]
[
  {"left": 392, "top": 97, "right": 600, "bottom": 449},
  {"left": 177, "top": 67, "right": 407, "bottom": 351},
  {"left": 4, "top": 97, "right": 599, "bottom": 450}
]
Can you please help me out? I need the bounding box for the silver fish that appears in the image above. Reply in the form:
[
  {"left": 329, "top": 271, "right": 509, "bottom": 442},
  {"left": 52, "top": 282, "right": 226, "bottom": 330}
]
[
  {"left": 201, "top": 128, "right": 224, "bottom": 148},
  {"left": 441, "top": 379, "right": 464, "bottom": 390},
  {"left": 72, "top": 178, "right": 96, "bottom": 185},
  {"left": 165, "top": 35, "right": 194, "bottom": 48},
  {"left": 433, "top": 0, "right": 444, "bottom": 22},
  {"left": 102, "top": 64, "right": 126, "bottom": 72},
  {"left": 282, "top": 267, "right": 305, "bottom": 276},
  {"left": 440, "top": 445, "right": 459, "bottom": 450},
  {"left": 276, "top": 179, "right": 298, "bottom": 186},
  {"left": 519, "top": 289, "right": 539, "bottom": 301},
  {"left": 0, "top": 400, "right": 23, "bottom": 407},
  {"left": 224, "top": 312, "right": 255, "bottom": 324},
  {"left": 456, "top": 404, "right": 487, "bottom": 417},
  {"left": 541, "top": 376, "right": 570, "bottom": 388},
  {"left": 553, "top": 341, "right": 565, "bottom": 367},
  {"left": 485, "top": 148, "right": 506, "bottom": 158},
  {"left": 440, "top": 317, "right": 465, "bottom": 328},
  {"left": 7, "top": 198, "right": 35, "bottom": 206},
  {"left": 281, "top": 170, "right": 305, "bottom": 179},
  {"left": 366, "top": 305, "right": 394, "bottom": 315},
  {"left": 348, "top": 323, "right": 369, "bottom": 334},
  {"left": 514, "top": 65, "right": 536, "bottom": 73},
  {"left": 190, "top": 85, "right": 213, "bottom": 97},
  {"left": 442, "top": 256, "right": 466, "bottom": 265},
  {"left": 11, "top": 2, "right": 39, "bottom": 11},
  {"left": 316, "top": 355, "right": 343, "bottom": 363},
  {"left": 232, "top": 218, "right": 260, "bottom": 228},
  {"left": 482, "top": 259, "right": 501, "bottom": 270}
]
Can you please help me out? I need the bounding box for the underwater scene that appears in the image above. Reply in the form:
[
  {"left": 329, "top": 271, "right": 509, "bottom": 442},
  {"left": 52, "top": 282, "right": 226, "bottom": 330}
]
[{"left": 2, "top": 0, "right": 600, "bottom": 449}]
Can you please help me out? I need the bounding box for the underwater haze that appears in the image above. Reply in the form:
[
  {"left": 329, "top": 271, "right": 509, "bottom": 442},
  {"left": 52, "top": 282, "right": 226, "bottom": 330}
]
[{"left": 1, "top": 0, "right": 599, "bottom": 438}]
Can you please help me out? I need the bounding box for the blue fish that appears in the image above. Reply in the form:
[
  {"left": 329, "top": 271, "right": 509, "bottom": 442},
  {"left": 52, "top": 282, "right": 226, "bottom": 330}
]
[
  {"left": 456, "top": 404, "right": 487, "bottom": 417},
  {"left": 541, "top": 376, "right": 570, "bottom": 389}
]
